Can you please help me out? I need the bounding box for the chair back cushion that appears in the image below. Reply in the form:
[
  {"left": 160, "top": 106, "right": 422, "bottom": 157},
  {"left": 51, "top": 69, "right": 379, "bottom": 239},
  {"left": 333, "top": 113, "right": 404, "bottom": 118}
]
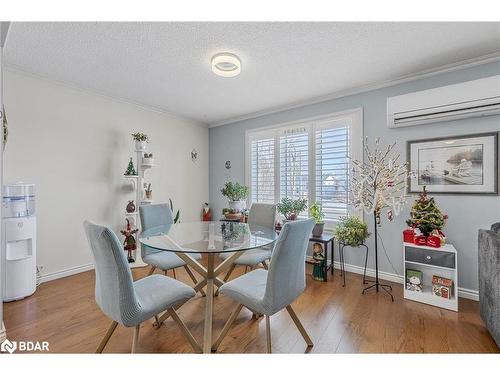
[
  {"left": 139, "top": 204, "right": 174, "bottom": 258},
  {"left": 83, "top": 220, "right": 140, "bottom": 326},
  {"left": 263, "top": 218, "right": 314, "bottom": 315},
  {"left": 139, "top": 203, "right": 173, "bottom": 230},
  {"left": 248, "top": 203, "right": 277, "bottom": 230}
]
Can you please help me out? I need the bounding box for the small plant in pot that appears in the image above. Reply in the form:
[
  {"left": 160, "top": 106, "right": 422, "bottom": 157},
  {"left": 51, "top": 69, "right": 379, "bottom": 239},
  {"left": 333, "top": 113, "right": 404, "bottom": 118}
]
[
  {"left": 310, "top": 202, "right": 325, "bottom": 237},
  {"left": 220, "top": 181, "right": 249, "bottom": 212},
  {"left": 277, "top": 197, "right": 307, "bottom": 222},
  {"left": 333, "top": 216, "right": 370, "bottom": 247},
  {"left": 132, "top": 132, "right": 149, "bottom": 151}
]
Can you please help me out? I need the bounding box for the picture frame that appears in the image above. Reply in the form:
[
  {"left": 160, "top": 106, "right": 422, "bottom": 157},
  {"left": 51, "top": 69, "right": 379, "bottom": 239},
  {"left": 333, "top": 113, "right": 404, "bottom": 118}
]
[{"left": 407, "top": 132, "right": 499, "bottom": 195}]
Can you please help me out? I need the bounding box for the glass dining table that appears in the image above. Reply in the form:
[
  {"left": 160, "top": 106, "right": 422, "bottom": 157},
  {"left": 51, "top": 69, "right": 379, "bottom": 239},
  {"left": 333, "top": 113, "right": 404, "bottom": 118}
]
[{"left": 140, "top": 221, "right": 277, "bottom": 353}]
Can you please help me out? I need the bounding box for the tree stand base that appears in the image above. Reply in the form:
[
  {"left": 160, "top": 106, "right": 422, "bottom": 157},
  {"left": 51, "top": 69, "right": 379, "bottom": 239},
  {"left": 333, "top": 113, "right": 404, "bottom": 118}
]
[{"left": 362, "top": 281, "right": 394, "bottom": 302}]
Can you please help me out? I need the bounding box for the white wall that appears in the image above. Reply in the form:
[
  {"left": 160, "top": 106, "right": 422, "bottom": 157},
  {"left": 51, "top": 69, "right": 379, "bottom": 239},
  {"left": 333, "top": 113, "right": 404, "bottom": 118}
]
[{"left": 3, "top": 70, "right": 209, "bottom": 280}]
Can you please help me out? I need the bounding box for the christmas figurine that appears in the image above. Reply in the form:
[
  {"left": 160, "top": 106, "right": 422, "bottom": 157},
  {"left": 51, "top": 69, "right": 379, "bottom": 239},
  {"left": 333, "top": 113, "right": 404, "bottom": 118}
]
[
  {"left": 312, "top": 243, "right": 326, "bottom": 281},
  {"left": 406, "top": 186, "right": 447, "bottom": 238},
  {"left": 124, "top": 157, "right": 137, "bottom": 176},
  {"left": 120, "top": 218, "right": 139, "bottom": 263},
  {"left": 202, "top": 202, "right": 212, "bottom": 221}
]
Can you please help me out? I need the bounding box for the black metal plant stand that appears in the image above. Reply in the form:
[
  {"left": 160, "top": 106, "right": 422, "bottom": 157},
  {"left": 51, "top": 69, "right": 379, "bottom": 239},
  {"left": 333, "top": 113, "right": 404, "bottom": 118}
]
[
  {"left": 339, "top": 242, "right": 369, "bottom": 287},
  {"left": 361, "top": 211, "right": 394, "bottom": 301}
]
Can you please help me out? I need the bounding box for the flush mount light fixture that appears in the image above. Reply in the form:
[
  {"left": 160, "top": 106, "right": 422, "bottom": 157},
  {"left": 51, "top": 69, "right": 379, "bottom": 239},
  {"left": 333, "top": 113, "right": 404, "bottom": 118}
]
[{"left": 211, "top": 53, "right": 241, "bottom": 77}]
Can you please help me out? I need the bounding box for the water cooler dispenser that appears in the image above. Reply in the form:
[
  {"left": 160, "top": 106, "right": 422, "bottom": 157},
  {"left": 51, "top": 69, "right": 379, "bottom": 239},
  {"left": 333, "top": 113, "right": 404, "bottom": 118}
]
[{"left": 2, "top": 183, "right": 37, "bottom": 301}]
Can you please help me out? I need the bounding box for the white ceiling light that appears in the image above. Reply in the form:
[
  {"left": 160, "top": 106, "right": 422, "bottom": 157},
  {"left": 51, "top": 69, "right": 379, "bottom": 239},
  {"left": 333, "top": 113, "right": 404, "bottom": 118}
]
[{"left": 211, "top": 53, "right": 241, "bottom": 77}]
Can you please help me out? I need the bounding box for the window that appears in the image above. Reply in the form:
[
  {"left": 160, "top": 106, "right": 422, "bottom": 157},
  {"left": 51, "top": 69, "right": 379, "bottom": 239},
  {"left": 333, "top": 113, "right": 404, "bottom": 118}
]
[{"left": 246, "top": 108, "right": 362, "bottom": 224}]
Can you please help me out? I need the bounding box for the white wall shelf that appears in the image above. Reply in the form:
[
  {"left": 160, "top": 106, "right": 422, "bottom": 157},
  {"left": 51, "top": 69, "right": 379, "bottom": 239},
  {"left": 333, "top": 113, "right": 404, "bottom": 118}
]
[{"left": 403, "top": 242, "right": 458, "bottom": 312}]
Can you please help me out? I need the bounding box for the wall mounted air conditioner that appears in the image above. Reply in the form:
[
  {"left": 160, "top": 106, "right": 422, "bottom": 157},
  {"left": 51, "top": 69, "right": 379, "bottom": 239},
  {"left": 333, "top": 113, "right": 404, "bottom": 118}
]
[{"left": 387, "top": 75, "right": 500, "bottom": 128}]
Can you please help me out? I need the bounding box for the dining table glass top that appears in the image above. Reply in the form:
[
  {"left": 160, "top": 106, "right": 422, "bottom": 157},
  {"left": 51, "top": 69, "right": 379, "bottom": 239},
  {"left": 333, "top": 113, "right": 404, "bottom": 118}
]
[{"left": 139, "top": 221, "right": 277, "bottom": 254}]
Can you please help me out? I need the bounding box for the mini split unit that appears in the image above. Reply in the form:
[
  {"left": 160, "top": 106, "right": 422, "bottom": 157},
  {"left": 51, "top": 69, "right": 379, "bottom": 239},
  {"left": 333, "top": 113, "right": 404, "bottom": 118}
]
[{"left": 387, "top": 75, "right": 500, "bottom": 128}]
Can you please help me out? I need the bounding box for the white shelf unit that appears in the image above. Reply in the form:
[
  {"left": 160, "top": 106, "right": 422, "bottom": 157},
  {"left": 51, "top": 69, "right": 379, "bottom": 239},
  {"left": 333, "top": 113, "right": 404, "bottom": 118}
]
[
  {"left": 403, "top": 242, "right": 458, "bottom": 311},
  {"left": 123, "top": 146, "right": 154, "bottom": 268}
]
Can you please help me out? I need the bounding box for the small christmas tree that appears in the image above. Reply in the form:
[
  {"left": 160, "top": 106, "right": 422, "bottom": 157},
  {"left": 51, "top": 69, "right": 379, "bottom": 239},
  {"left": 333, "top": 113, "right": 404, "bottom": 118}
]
[
  {"left": 124, "top": 157, "right": 137, "bottom": 176},
  {"left": 406, "top": 186, "right": 447, "bottom": 237}
]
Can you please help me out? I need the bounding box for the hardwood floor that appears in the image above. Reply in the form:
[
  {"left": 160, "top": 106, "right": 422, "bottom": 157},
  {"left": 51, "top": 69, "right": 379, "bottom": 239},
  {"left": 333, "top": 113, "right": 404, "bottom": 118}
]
[{"left": 3, "top": 264, "right": 498, "bottom": 353}]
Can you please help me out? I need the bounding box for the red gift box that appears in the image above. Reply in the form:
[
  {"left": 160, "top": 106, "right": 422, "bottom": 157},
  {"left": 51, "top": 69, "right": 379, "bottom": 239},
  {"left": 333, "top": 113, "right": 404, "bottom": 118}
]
[
  {"left": 414, "top": 236, "right": 427, "bottom": 245},
  {"left": 426, "top": 235, "right": 441, "bottom": 248},
  {"left": 403, "top": 229, "right": 415, "bottom": 243}
]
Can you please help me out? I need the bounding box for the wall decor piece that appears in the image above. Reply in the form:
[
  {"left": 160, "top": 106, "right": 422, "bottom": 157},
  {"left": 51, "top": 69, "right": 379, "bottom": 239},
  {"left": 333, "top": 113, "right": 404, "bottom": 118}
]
[
  {"left": 191, "top": 148, "right": 198, "bottom": 162},
  {"left": 407, "top": 132, "right": 498, "bottom": 195},
  {"left": 225, "top": 160, "right": 231, "bottom": 169}
]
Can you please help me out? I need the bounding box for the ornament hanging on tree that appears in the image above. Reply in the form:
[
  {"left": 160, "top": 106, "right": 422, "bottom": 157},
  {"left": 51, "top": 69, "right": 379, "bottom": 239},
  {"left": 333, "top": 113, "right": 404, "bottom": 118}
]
[
  {"left": 387, "top": 209, "right": 394, "bottom": 222},
  {"left": 406, "top": 186, "right": 448, "bottom": 238}
]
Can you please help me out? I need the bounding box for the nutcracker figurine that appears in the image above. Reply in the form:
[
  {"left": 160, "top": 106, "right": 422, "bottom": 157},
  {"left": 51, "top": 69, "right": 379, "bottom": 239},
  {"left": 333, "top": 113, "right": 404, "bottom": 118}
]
[
  {"left": 120, "top": 218, "right": 139, "bottom": 263},
  {"left": 202, "top": 202, "right": 212, "bottom": 221}
]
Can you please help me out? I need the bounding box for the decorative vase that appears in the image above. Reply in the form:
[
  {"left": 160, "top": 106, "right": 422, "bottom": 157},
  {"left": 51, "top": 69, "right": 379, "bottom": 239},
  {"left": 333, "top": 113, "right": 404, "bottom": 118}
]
[
  {"left": 228, "top": 200, "right": 246, "bottom": 212},
  {"left": 126, "top": 200, "right": 136, "bottom": 213},
  {"left": 135, "top": 140, "right": 147, "bottom": 151},
  {"left": 312, "top": 223, "right": 324, "bottom": 237}
]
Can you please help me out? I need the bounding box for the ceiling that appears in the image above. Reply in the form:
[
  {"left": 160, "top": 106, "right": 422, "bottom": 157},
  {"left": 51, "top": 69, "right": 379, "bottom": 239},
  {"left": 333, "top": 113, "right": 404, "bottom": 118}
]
[{"left": 4, "top": 22, "right": 500, "bottom": 126}]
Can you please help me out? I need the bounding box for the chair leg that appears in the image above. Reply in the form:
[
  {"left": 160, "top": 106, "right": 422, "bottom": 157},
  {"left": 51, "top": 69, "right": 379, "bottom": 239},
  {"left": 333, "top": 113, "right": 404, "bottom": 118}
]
[
  {"left": 164, "top": 270, "right": 168, "bottom": 276},
  {"left": 147, "top": 266, "right": 156, "bottom": 276},
  {"left": 95, "top": 320, "right": 118, "bottom": 353},
  {"left": 184, "top": 265, "right": 206, "bottom": 297},
  {"left": 286, "top": 305, "right": 313, "bottom": 347},
  {"left": 212, "top": 304, "right": 243, "bottom": 352},
  {"left": 168, "top": 308, "right": 202, "bottom": 353},
  {"left": 261, "top": 261, "right": 268, "bottom": 270},
  {"left": 265, "top": 315, "right": 272, "bottom": 353},
  {"left": 215, "top": 264, "right": 236, "bottom": 296},
  {"left": 172, "top": 268, "right": 177, "bottom": 279},
  {"left": 131, "top": 325, "right": 140, "bottom": 353}
]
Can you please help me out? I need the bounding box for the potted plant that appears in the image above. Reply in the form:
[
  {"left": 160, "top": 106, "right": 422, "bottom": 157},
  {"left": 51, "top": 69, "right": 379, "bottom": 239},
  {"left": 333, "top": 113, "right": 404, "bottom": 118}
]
[
  {"left": 220, "top": 181, "right": 249, "bottom": 212},
  {"left": 132, "top": 132, "right": 149, "bottom": 151},
  {"left": 333, "top": 216, "right": 370, "bottom": 247},
  {"left": 310, "top": 202, "right": 325, "bottom": 237},
  {"left": 277, "top": 197, "right": 307, "bottom": 221}
]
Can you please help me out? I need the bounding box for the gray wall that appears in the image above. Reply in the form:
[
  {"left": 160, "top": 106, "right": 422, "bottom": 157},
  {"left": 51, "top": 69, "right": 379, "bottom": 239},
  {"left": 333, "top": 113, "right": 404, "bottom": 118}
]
[{"left": 209, "top": 61, "right": 500, "bottom": 293}]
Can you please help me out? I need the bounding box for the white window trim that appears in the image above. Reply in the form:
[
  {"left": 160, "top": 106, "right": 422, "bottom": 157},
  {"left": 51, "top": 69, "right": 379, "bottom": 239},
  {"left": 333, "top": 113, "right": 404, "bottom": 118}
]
[{"left": 245, "top": 107, "right": 363, "bottom": 227}]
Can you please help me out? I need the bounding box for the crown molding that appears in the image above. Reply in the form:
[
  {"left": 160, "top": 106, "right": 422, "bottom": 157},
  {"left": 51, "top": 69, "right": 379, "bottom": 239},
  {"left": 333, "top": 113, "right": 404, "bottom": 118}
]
[
  {"left": 3, "top": 64, "right": 209, "bottom": 128},
  {"left": 209, "top": 51, "right": 500, "bottom": 128}
]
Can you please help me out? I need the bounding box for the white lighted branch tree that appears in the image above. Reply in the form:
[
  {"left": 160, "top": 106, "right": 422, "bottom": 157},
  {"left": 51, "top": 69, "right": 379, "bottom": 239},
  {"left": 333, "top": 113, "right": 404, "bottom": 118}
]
[{"left": 350, "top": 138, "right": 412, "bottom": 301}]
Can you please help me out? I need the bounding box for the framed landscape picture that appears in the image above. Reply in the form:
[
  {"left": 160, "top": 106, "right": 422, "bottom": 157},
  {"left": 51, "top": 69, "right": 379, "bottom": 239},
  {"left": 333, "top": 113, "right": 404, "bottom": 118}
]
[{"left": 407, "top": 132, "right": 499, "bottom": 195}]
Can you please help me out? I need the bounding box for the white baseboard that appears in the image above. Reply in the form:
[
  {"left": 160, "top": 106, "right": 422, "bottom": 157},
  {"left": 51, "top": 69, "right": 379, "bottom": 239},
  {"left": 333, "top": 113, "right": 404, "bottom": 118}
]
[
  {"left": 333, "top": 261, "right": 479, "bottom": 301},
  {"left": 39, "top": 263, "right": 94, "bottom": 283},
  {"left": 0, "top": 320, "right": 6, "bottom": 343},
  {"left": 39, "top": 260, "right": 148, "bottom": 283}
]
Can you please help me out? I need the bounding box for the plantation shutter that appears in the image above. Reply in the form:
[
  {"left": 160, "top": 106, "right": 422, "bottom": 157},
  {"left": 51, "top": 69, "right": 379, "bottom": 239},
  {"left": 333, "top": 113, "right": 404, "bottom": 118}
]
[
  {"left": 279, "top": 128, "right": 309, "bottom": 204},
  {"left": 315, "top": 123, "right": 349, "bottom": 221},
  {"left": 250, "top": 137, "right": 275, "bottom": 203}
]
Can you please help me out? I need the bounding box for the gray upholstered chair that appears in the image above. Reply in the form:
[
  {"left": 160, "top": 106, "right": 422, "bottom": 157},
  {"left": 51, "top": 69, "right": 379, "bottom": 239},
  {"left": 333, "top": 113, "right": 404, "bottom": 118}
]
[
  {"left": 139, "top": 204, "right": 204, "bottom": 295},
  {"left": 219, "top": 203, "right": 277, "bottom": 279},
  {"left": 83, "top": 220, "right": 201, "bottom": 353},
  {"left": 214, "top": 218, "right": 315, "bottom": 353},
  {"left": 478, "top": 223, "right": 500, "bottom": 347}
]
